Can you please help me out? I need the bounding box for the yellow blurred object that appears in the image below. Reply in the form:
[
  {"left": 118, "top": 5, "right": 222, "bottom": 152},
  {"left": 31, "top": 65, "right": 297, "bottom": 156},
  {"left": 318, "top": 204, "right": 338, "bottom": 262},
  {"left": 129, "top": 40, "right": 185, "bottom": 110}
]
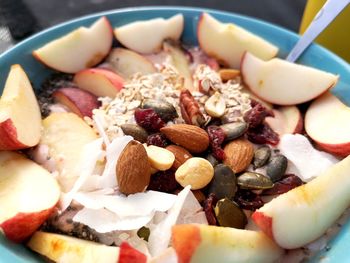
[{"left": 300, "top": 0, "right": 350, "bottom": 62}]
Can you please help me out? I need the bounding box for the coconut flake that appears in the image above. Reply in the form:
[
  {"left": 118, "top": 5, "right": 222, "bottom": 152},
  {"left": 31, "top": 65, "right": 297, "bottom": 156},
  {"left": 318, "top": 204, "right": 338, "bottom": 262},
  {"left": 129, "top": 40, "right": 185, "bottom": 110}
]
[
  {"left": 279, "top": 134, "right": 339, "bottom": 181},
  {"left": 60, "top": 138, "right": 104, "bottom": 210},
  {"left": 176, "top": 190, "right": 208, "bottom": 225},
  {"left": 73, "top": 208, "right": 153, "bottom": 232},
  {"left": 93, "top": 112, "right": 110, "bottom": 145},
  {"left": 98, "top": 135, "right": 133, "bottom": 189},
  {"left": 148, "top": 186, "right": 191, "bottom": 256},
  {"left": 73, "top": 191, "right": 177, "bottom": 217},
  {"left": 149, "top": 247, "right": 178, "bottom": 263}
]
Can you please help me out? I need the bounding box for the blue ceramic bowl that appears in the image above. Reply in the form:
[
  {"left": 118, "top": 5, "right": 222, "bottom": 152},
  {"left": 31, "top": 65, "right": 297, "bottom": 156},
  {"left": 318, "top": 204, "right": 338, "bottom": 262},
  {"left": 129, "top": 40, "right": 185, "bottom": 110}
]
[{"left": 0, "top": 6, "right": 349, "bottom": 263}]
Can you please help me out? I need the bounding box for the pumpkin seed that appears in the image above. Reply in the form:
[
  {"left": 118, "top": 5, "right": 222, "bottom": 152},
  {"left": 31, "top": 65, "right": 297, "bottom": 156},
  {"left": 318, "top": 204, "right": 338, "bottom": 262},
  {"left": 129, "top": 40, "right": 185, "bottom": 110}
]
[
  {"left": 253, "top": 146, "right": 271, "bottom": 168},
  {"left": 208, "top": 164, "right": 237, "bottom": 199},
  {"left": 141, "top": 99, "right": 178, "bottom": 122},
  {"left": 137, "top": 226, "right": 150, "bottom": 241},
  {"left": 266, "top": 155, "right": 288, "bottom": 182},
  {"left": 214, "top": 198, "right": 247, "bottom": 229},
  {"left": 121, "top": 124, "right": 148, "bottom": 143},
  {"left": 205, "top": 153, "right": 219, "bottom": 167},
  {"left": 220, "top": 122, "right": 247, "bottom": 141},
  {"left": 237, "top": 172, "right": 274, "bottom": 190}
]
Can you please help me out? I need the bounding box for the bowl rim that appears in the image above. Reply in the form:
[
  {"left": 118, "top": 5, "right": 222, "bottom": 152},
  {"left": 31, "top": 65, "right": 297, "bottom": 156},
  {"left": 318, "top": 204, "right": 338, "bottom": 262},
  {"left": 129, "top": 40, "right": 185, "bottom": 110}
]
[{"left": 0, "top": 5, "right": 349, "bottom": 263}]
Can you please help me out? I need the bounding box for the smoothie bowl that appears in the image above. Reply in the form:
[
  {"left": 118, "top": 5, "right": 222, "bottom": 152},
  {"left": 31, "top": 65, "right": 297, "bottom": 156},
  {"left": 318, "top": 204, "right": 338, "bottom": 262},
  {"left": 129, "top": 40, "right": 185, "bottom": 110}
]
[{"left": 1, "top": 6, "right": 350, "bottom": 263}]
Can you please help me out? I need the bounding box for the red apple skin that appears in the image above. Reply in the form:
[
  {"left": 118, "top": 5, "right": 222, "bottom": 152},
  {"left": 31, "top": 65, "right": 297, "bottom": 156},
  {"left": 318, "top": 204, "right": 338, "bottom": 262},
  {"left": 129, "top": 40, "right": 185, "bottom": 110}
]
[
  {"left": 294, "top": 113, "right": 304, "bottom": 134},
  {"left": 88, "top": 68, "right": 124, "bottom": 91},
  {"left": 118, "top": 242, "right": 147, "bottom": 263},
  {"left": 52, "top": 87, "right": 100, "bottom": 118},
  {"left": 314, "top": 141, "right": 350, "bottom": 157},
  {"left": 172, "top": 225, "right": 202, "bottom": 263},
  {"left": 0, "top": 119, "right": 28, "bottom": 150},
  {"left": 0, "top": 206, "right": 55, "bottom": 243},
  {"left": 251, "top": 211, "right": 274, "bottom": 241}
]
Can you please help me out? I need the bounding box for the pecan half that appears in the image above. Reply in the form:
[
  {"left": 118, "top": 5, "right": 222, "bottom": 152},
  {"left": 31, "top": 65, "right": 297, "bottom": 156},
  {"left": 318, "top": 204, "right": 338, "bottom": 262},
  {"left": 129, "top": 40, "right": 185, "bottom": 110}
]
[{"left": 179, "top": 89, "right": 205, "bottom": 126}]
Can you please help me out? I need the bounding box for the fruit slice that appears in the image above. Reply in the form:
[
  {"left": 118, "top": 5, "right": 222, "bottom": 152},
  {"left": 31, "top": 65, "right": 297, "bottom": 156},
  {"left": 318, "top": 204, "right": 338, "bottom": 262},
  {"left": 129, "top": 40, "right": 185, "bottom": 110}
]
[
  {"left": 0, "top": 152, "right": 60, "bottom": 243},
  {"left": 172, "top": 224, "right": 284, "bottom": 263},
  {"left": 163, "top": 41, "right": 194, "bottom": 91},
  {"left": 265, "top": 106, "right": 303, "bottom": 136},
  {"left": 241, "top": 52, "right": 338, "bottom": 105},
  {"left": 0, "top": 64, "right": 41, "bottom": 150},
  {"left": 305, "top": 92, "right": 350, "bottom": 156},
  {"left": 252, "top": 155, "right": 350, "bottom": 249},
  {"left": 114, "top": 14, "right": 184, "bottom": 54},
  {"left": 33, "top": 17, "right": 113, "bottom": 73},
  {"left": 40, "top": 112, "right": 98, "bottom": 192},
  {"left": 241, "top": 87, "right": 272, "bottom": 110},
  {"left": 105, "top": 48, "right": 157, "bottom": 79},
  {"left": 52, "top": 87, "right": 100, "bottom": 118},
  {"left": 74, "top": 68, "right": 124, "bottom": 98},
  {"left": 198, "top": 13, "right": 278, "bottom": 69}
]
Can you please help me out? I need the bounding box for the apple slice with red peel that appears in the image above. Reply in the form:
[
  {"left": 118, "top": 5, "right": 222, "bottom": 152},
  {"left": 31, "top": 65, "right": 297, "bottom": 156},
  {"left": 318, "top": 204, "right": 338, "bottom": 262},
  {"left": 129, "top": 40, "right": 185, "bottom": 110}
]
[
  {"left": 0, "top": 151, "right": 60, "bottom": 243},
  {"left": 74, "top": 68, "right": 124, "bottom": 98},
  {"left": 172, "top": 224, "right": 284, "bottom": 263},
  {"left": 197, "top": 13, "right": 278, "bottom": 69},
  {"left": 163, "top": 41, "right": 195, "bottom": 91},
  {"left": 241, "top": 52, "right": 338, "bottom": 105},
  {"left": 241, "top": 86, "right": 273, "bottom": 110},
  {"left": 305, "top": 92, "right": 350, "bottom": 156},
  {"left": 265, "top": 106, "right": 303, "bottom": 136},
  {"left": 114, "top": 14, "right": 184, "bottom": 54},
  {"left": 52, "top": 87, "right": 100, "bottom": 118},
  {"left": 0, "top": 64, "right": 41, "bottom": 150},
  {"left": 105, "top": 48, "right": 157, "bottom": 79},
  {"left": 33, "top": 17, "right": 113, "bottom": 73},
  {"left": 252, "top": 155, "right": 350, "bottom": 249}
]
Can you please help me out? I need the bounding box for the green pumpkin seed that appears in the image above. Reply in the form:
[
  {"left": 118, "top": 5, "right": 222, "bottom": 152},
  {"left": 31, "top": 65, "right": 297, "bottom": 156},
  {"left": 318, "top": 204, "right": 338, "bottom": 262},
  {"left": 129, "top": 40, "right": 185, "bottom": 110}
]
[
  {"left": 121, "top": 124, "right": 148, "bottom": 143},
  {"left": 205, "top": 153, "right": 219, "bottom": 167},
  {"left": 237, "top": 172, "right": 274, "bottom": 190},
  {"left": 214, "top": 198, "right": 247, "bottom": 229},
  {"left": 220, "top": 122, "right": 248, "bottom": 141},
  {"left": 253, "top": 146, "right": 271, "bottom": 168},
  {"left": 266, "top": 155, "right": 288, "bottom": 182},
  {"left": 141, "top": 99, "right": 178, "bottom": 122},
  {"left": 208, "top": 164, "right": 237, "bottom": 199}
]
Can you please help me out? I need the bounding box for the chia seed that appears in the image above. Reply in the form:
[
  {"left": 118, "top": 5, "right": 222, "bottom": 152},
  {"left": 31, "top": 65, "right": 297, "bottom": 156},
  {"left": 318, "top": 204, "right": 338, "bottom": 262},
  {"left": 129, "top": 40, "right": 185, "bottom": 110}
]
[{"left": 36, "top": 72, "right": 75, "bottom": 117}]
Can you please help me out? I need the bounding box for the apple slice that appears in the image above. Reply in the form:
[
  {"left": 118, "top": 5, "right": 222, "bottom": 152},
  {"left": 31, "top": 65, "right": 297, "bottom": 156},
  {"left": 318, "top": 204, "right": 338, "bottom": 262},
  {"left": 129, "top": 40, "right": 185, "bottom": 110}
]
[
  {"left": 0, "top": 64, "right": 41, "bottom": 150},
  {"left": 74, "top": 68, "right": 124, "bottom": 98},
  {"left": 114, "top": 14, "right": 184, "bottom": 54},
  {"left": 40, "top": 112, "right": 98, "bottom": 192},
  {"left": 33, "top": 17, "right": 113, "bottom": 73},
  {"left": 252, "top": 155, "right": 350, "bottom": 249},
  {"left": 241, "top": 52, "right": 338, "bottom": 105},
  {"left": 163, "top": 41, "right": 194, "bottom": 91},
  {"left": 305, "top": 92, "right": 350, "bottom": 156},
  {"left": 27, "top": 232, "right": 147, "bottom": 263},
  {"left": 105, "top": 48, "right": 157, "bottom": 79},
  {"left": 265, "top": 106, "right": 303, "bottom": 136},
  {"left": 0, "top": 151, "right": 60, "bottom": 243},
  {"left": 172, "top": 225, "right": 284, "bottom": 263},
  {"left": 198, "top": 13, "right": 278, "bottom": 69},
  {"left": 52, "top": 87, "right": 100, "bottom": 118},
  {"left": 240, "top": 86, "right": 273, "bottom": 110}
]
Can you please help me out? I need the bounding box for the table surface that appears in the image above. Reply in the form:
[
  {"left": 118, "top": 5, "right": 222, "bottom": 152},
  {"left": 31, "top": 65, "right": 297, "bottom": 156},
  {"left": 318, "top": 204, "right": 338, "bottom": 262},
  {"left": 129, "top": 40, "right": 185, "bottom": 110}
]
[{"left": 0, "top": 0, "right": 306, "bottom": 43}]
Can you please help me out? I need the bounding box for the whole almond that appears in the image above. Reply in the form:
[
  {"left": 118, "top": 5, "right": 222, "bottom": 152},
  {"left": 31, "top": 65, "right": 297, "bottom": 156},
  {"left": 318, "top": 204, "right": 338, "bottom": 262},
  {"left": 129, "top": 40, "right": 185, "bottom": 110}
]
[
  {"left": 116, "top": 140, "right": 151, "bottom": 194},
  {"left": 223, "top": 138, "right": 254, "bottom": 173},
  {"left": 166, "top": 145, "right": 192, "bottom": 170},
  {"left": 160, "top": 124, "right": 209, "bottom": 153}
]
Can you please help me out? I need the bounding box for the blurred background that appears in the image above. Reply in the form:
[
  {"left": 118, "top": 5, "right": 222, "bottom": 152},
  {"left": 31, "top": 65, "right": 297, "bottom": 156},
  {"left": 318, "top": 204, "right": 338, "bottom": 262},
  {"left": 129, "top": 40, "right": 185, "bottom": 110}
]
[{"left": 0, "top": 0, "right": 306, "bottom": 52}]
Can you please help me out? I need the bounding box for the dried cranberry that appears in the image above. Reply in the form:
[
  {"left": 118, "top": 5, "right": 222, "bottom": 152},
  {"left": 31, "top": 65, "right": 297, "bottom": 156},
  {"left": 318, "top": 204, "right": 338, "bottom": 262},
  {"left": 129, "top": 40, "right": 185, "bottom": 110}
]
[
  {"left": 244, "top": 101, "right": 273, "bottom": 128},
  {"left": 146, "top": 133, "right": 168, "bottom": 147},
  {"left": 207, "top": 126, "right": 226, "bottom": 161},
  {"left": 203, "top": 193, "right": 218, "bottom": 225},
  {"left": 147, "top": 170, "right": 178, "bottom": 193},
  {"left": 247, "top": 123, "right": 279, "bottom": 146},
  {"left": 134, "top": 108, "right": 165, "bottom": 132},
  {"left": 234, "top": 190, "right": 264, "bottom": 211},
  {"left": 263, "top": 174, "right": 303, "bottom": 195}
]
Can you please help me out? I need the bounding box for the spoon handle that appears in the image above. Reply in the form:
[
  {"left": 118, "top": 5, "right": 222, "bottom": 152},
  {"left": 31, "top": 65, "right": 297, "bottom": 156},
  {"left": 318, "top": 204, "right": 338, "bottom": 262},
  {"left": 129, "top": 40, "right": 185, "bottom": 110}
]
[{"left": 286, "top": 0, "right": 350, "bottom": 62}]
